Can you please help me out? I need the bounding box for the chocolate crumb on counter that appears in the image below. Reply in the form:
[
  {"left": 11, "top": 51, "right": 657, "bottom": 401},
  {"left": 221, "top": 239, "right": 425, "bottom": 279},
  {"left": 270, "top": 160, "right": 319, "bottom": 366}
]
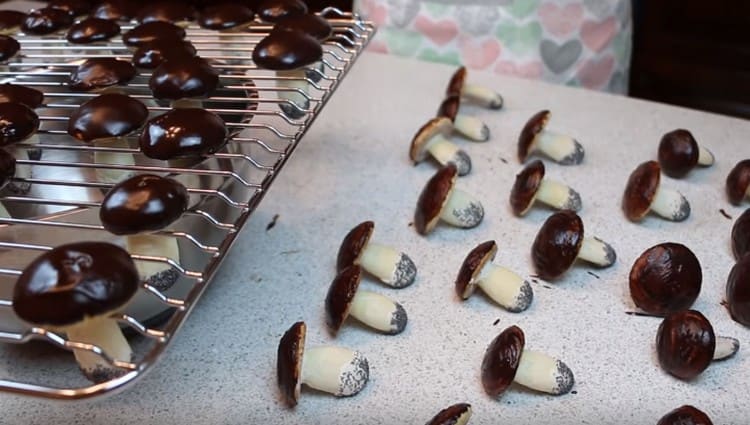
[
  {"left": 266, "top": 214, "right": 280, "bottom": 231},
  {"left": 720, "top": 209, "right": 732, "bottom": 220}
]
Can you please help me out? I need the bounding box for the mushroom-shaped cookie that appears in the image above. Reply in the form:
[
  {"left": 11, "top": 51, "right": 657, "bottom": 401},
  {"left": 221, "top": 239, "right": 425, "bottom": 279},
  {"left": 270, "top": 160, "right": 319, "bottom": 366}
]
[
  {"left": 658, "top": 129, "right": 714, "bottom": 178},
  {"left": 410, "top": 117, "right": 471, "bottom": 176},
  {"left": 257, "top": 0, "right": 308, "bottom": 23},
  {"left": 726, "top": 253, "right": 750, "bottom": 327},
  {"left": 0, "top": 101, "right": 40, "bottom": 195},
  {"left": 657, "top": 405, "right": 713, "bottom": 425},
  {"left": 415, "top": 164, "right": 484, "bottom": 235},
  {"left": 629, "top": 243, "right": 701, "bottom": 316},
  {"left": 0, "top": 35, "right": 19, "bottom": 63},
  {"left": 93, "top": 0, "right": 141, "bottom": 21},
  {"left": 510, "top": 159, "right": 582, "bottom": 216},
  {"left": 0, "top": 84, "right": 44, "bottom": 109},
  {"left": 139, "top": 108, "right": 228, "bottom": 161},
  {"left": 149, "top": 56, "right": 219, "bottom": 108},
  {"left": 197, "top": 3, "right": 255, "bottom": 30},
  {"left": 122, "top": 21, "right": 186, "bottom": 48},
  {"left": 12, "top": 241, "right": 139, "bottom": 382},
  {"left": 426, "top": 403, "right": 472, "bottom": 425},
  {"left": 66, "top": 18, "right": 121, "bottom": 44},
  {"left": 137, "top": 1, "right": 195, "bottom": 26},
  {"left": 437, "top": 95, "right": 489, "bottom": 142},
  {"left": 726, "top": 159, "right": 750, "bottom": 206},
  {"left": 446, "top": 66, "right": 503, "bottom": 109},
  {"left": 273, "top": 13, "right": 333, "bottom": 84},
  {"left": 336, "top": 221, "right": 417, "bottom": 289},
  {"left": 68, "top": 58, "right": 137, "bottom": 92},
  {"left": 100, "top": 174, "right": 188, "bottom": 292},
  {"left": 482, "top": 325, "right": 574, "bottom": 397},
  {"left": 456, "top": 241, "right": 533, "bottom": 313},
  {"left": 656, "top": 310, "right": 739, "bottom": 380},
  {"left": 325, "top": 265, "right": 408, "bottom": 335},
  {"left": 132, "top": 39, "right": 196, "bottom": 70},
  {"left": 518, "top": 110, "right": 583, "bottom": 165},
  {"left": 622, "top": 161, "right": 690, "bottom": 222},
  {"left": 0, "top": 10, "right": 27, "bottom": 35},
  {"left": 21, "top": 7, "right": 73, "bottom": 35},
  {"left": 48, "top": 0, "right": 91, "bottom": 17},
  {"left": 277, "top": 321, "right": 369, "bottom": 407},
  {"left": 531, "top": 210, "right": 616, "bottom": 280}
]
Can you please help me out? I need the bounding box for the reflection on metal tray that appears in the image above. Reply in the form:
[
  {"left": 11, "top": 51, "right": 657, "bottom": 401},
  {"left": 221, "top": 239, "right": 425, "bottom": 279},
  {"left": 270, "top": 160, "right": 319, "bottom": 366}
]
[{"left": 0, "top": 9, "right": 374, "bottom": 400}]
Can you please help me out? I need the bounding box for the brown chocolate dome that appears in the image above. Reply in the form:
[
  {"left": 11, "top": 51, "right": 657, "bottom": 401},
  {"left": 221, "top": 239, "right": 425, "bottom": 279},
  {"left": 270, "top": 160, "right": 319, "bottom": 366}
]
[
  {"left": 66, "top": 17, "right": 121, "bottom": 44},
  {"left": 252, "top": 29, "right": 322, "bottom": 71},
  {"left": 274, "top": 13, "right": 333, "bottom": 41},
  {"left": 21, "top": 7, "right": 73, "bottom": 35},
  {"left": 0, "top": 84, "right": 44, "bottom": 109},
  {"left": 93, "top": 0, "right": 143, "bottom": 21},
  {"left": 139, "top": 108, "right": 228, "bottom": 160},
  {"left": 149, "top": 56, "right": 219, "bottom": 100},
  {"left": 256, "top": 0, "right": 308, "bottom": 22},
  {"left": 122, "top": 21, "right": 186, "bottom": 47},
  {"left": 0, "top": 10, "right": 27, "bottom": 34},
  {"left": 132, "top": 39, "right": 196, "bottom": 69},
  {"left": 48, "top": 0, "right": 92, "bottom": 17},
  {"left": 68, "top": 58, "right": 136, "bottom": 92},
  {"left": 197, "top": 3, "right": 254, "bottom": 30},
  {"left": 0, "top": 35, "right": 19, "bottom": 62},
  {"left": 0, "top": 102, "right": 40, "bottom": 147},
  {"left": 67, "top": 93, "right": 148, "bottom": 142},
  {"left": 137, "top": 1, "right": 195, "bottom": 24}
]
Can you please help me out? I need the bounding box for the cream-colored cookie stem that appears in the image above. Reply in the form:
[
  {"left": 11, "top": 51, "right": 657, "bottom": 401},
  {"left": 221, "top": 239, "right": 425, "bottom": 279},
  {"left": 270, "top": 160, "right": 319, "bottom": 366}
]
[
  {"left": 514, "top": 349, "right": 572, "bottom": 394},
  {"left": 461, "top": 83, "right": 503, "bottom": 109},
  {"left": 94, "top": 137, "right": 136, "bottom": 185},
  {"left": 66, "top": 317, "right": 131, "bottom": 377},
  {"left": 426, "top": 135, "right": 461, "bottom": 166},
  {"left": 577, "top": 237, "right": 615, "bottom": 267},
  {"left": 536, "top": 130, "right": 580, "bottom": 163},
  {"left": 359, "top": 242, "right": 399, "bottom": 284},
  {"left": 713, "top": 336, "right": 740, "bottom": 361},
  {"left": 349, "top": 290, "right": 400, "bottom": 333},
  {"left": 650, "top": 186, "right": 690, "bottom": 221},
  {"left": 453, "top": 114, "right": 489, "bottom": 142},
  {"left": 125, "top": 233, "right": 178, "bottom": 279},
  {"left": 536, "top": 179, "right": 581, "bottom": 211},
  {"left": 697, "top": 145, "right": 714, "bottom": 166},
  {"left": 477, "top": 265, "right": 528, "bottom": 310},
  {"left": 440, "top": 188, "right": 483, "bottom": 228},
  {"left": 301, "top": 346, "right": 365, "bottom": 396},
  {"left": 0, "top": 202, "right": 9, "bottom": 218},
  {"left": 277, "top": 69, "right": 309, "bottom": 115}
]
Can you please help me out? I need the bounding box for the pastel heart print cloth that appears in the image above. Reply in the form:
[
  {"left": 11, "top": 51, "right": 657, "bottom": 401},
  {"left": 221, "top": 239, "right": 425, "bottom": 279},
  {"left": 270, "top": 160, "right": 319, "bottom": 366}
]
[{"left": 354, "top": 0, "right": 632, "bottom": 94}]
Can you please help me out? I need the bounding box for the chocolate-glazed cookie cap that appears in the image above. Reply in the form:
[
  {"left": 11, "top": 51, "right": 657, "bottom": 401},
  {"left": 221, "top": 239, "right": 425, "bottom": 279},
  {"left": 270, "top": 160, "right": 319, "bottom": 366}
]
[
  {"left": 93, "top": 0, "right": 143, "bottom": 21},
  {"left": 732, "top": 209, "right": 750, "bottom": 260},
  {"left": 629, "top": 242, "right": 701, "bottom": 316},
  {"left": 139, "top": 108, "right": 228, "bottom": 160},
  {"left": 325, "top": 264, "right": 362, "bottom": 333},
  {"left": 133, "top": 39, "right": 196, "bottom": 69},
  {"left": 66, "top": 18, "right": 121, "bottom": 44},
  {"left": 531, "top": 210, "right": 584, "bottom": 280},
  {"left": 22, "top": 7, "right": 73, "bottom": 35},
  {"left": 518, "top": 110, "right": 550, "bottom": 163},
  {"left": 137, "top": 1, "right": 195, "bottom": 24},
  {"left": 657, "top": 405, "right": 713, "bottom": 425},
  {"left": 68, "top": 58, "right": 136, "bottom": 92},
  {"left": 446, "top": 66, "right": 466, "bottom": 96},
  {"left": 622, "top": 160, "right": 661, "bottom": 221},
  {"left": 409, "top": 117, "right": 453, "bottom": 163},
  {"left": 0, "top": 35, "right": 19, "bottom": 62},
  {"left": 727, "top": 253, "right": 750, "bottom": 327},
  {"left": 658, "top": 129, "right": 699, "bottom": 178},
  {"left": 456, "top": 240, "right": 497, "bottom": 299},
  {"left": 0, "top": 84, "right": 44, "bottom": 109},
  {"left": 122, "top": 21, "right": 186, "bottom": 47},
  {"left": 149, "top": 56, "right": 219, "bottom": 100},
  {"left": 437, "top": 95, "right": 460, "bottom": 122},
  {"left": 0, "top": 102, "right": 40, "bottom": 146},
  {"left": 0, "top": 148, "right": 16, "bottom": 190},
  {"left": 257, "top": 0, "right": 308, "bottom": 22},
  {"left": 0, "top": 10, "right": 27, "bottom": 33},
  {"left": 12, "top": 241, "right": 139, "bottom": 327},
  {"left": 49, "top": 0, "right": 92, "bottom": 17},
  {"left": 252, "top": 30, "right": 322, "bottom": 71},
  {"left": 481, "top": 325, "right": 525, "bottom": 397},
  {"left": 656, "top": 310, "right": 715, "bottom": 380},
  {"left": 277, "top": 321, "right": 305, "bottom": 407},
  {"left": 726, "top": 160, "right": 750, "bottom": 205},
  {"left": 510, "top": 159, "right": 545, "bottom": 216},
  {"left": 415, "top": 164, "right": 457, "bottom": 235},
  {"left": 274, "top": 13, "right": 333, "bottom": 41},
  {"left": 336, "top": 221, "right": 374, "bottom": 272},
  {"left": 198, "top": 3, "right": 255, "bottom": 30},
  {"left": 427, "top": 403, "right": 472, "bottom": 425},
  {"left": 100, "top": 174, "right": 189, "bottom": 235},
  {"left": 67, "top": 93, "right": 148, "bottom": 142}
]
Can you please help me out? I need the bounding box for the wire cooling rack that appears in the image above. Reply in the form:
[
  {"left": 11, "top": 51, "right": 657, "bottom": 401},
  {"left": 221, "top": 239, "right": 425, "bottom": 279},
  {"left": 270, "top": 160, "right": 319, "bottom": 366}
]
[{"left": 0, "top": 9, "right": 374, "bottom": 400}]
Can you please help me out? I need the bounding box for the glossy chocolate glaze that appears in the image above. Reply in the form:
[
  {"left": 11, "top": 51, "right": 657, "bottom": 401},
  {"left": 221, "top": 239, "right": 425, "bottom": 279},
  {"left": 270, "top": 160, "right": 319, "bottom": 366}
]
[
  {"left": 622, "top": 160, "right": 660, "bottom": 221},
  {"left": 68, "top": 93, "right": 148, "bottom": 142},
  {"left": 137, "top": 1, "right": 195, "bottom": 24},
  {"left": 518, "top": 110, "right": 549, "bottom": 163},
  {"left": 149, "top": 56, "right": 219, "bottom": 100},
  {"left": 629, "top": 242, "right": 702, "bottom": 316},
  {"left": 727, "top": 253, "right": 750, "bottom": 327},
  {"left": 139, "top": 108, "right": 228, "bottom": 160},
  {"left": 12, "top": 241, "right": 139, "bottom": 327},
  {"left": 22, "top": 7, "right": 73, "bottom": 35},
  {"left": 0, "top": 35, "right": 19, "bottom": 62},
  {"left": 436, "top": 94, "right": 459, "bottom": 122},
  {"left": 732, "top": 209, "right": 750, "bottom": 259},
  {"left": 68, "top": 58, "right": 136, "bottom": 92},
  {"left": 325, "top": 264, "right": 361, "bottom": 334},
  {"left": 66, "top": 17, "right": 121, "bottom": 44},
  {"left": 657, "top": 405, "right": 713, "bottom": 425},
  {"left": 252, "top": 29, "right": 322, "bottom": 71},
  {"left": 122, "top": 21, "right": 186, "bottom": 47},
  {"left": 93, "top": 0, "right": 143, "bottom": 21},
  {"left": 0, "top": 10, "right": 27, "bottom": 33},
  {"left": 0, "top": 148, "right": 16, "bottom": 190},
  {"left": 455, "top": 240, "right": 496, "bottom": 299},
  {"left": 257, "top": 0, "right": 308, "bottom": 22},
  {"left": 133, "top": 39, "right": 196, "bottom": 69},
  {"left": 656, "top": 310, "right": 715, "bottom": 380},
  {"left": 446, "top": 66, "right": 466, "bottom": 96},
  {"left": 100, "top": 174, "right": 189, "bottom": 235},
  {"left": 0, "top": 102, "right": 39, "bottom": 146},
  {"left": 336, "top": 220, "right": 373, "bottom": 272},
  {"left": 510, "top": 159, "right": 545, "bottom": 216},
  {"left": 277, "top": 321, "right": 305, "bottom": 407},
  {"left": 0, "top": 84, "right": 44, "bottom": 109},
  {"left": 427, "top": 403, "right": 472, "bottom": 425},
  {"left": 531, "top": 210, "right": 583, "bottom": 280},
  {"left": 49, "top": 0, "right": 92, "bottom": 17},
  {"left": 414, "top": 164, "right": 457, "bottom": 235},
  {"left": 481, "top": 325, "right": 524, "bottom": 397},
  {"left": 658, "top": 129, "right": 699, "bottom": 178},
  {"left": 197, "top": 3, "right": 254, "bottom": 30},
  {"left": 726, "top": 159, "right": 750, "bottom": 205},
  {"left": 274, "top": 13, "right": 333, "bottom": 41}
]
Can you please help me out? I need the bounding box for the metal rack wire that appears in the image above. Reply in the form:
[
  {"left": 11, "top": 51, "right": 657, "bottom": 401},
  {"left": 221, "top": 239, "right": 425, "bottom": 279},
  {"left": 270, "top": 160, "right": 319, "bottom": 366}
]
[{"left": 0, "top": 9, "right": 374, "bottom": 400}]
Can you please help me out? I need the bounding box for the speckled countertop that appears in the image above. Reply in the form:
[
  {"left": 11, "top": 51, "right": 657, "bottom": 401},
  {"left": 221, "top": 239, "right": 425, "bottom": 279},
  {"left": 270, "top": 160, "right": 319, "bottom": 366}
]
[{"left": 1, "top": 51, "right": 749, "bottom": 424}]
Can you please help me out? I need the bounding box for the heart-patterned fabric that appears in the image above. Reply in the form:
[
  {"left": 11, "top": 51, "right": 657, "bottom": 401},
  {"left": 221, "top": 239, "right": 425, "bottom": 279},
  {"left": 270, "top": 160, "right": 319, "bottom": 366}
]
[{"left": 354, "top": 0, "right": 632, "bottom": 93}]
